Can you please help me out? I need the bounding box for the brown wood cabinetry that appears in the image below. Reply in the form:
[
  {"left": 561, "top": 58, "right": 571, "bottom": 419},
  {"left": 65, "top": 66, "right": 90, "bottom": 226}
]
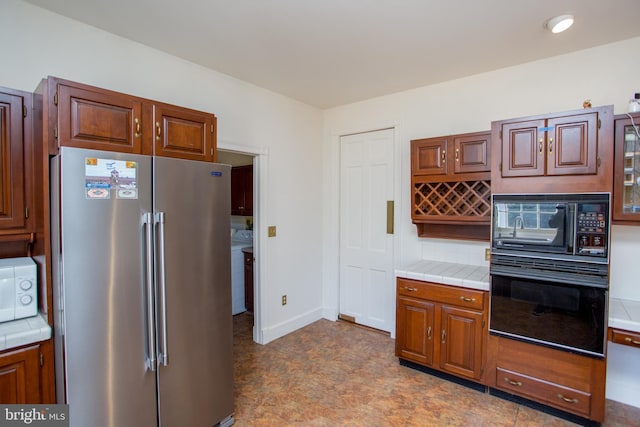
[
  {"left": 396, "top": 278, "right": 487, "bottom": 382},
  {"left": 411, "top": 131, "right": 491, "bottom": 241},
  {"left": 486, "top": 335, "right": 606, "bottom": 422},
  {"left": 491, "top": 105, "right": 614, "bottom": 194},
  {"left": 412, "top": 131, "right": 490, "bottom": 177},
  {"left": 609, "top": 327, "right": 640, "bottom": 348},
  {"left": 45, "top": 77, "right": 216, "bottom": 161},
  {"left": 613, "top": 112, "right": 640, "bottom": 224},
  {"left": 0, "top": 88, "right": 34, "bottom": 243},
  {"left": 242, "top": 248, "right": 254, "bottom": 313},
  {"left": 231, "top": 165, "right": 253, "bottom": 216},
  {"left": 0, "top": 345, "right": 41, "bottom": 404}
]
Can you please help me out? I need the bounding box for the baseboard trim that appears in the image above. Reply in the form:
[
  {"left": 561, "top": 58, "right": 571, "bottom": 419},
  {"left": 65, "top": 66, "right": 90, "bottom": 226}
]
[{"left": 260, "top": 308, "right": 323, "bottom": 344}]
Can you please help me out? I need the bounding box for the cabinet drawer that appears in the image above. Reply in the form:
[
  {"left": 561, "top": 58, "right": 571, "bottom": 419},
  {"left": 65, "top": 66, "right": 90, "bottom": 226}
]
[
  {"left": 397, "top": 279, "right": 484, "bottom": 310},
  {"left": 610, "top": 328, "right": 640, "bottom": 348},
  {"left": 496, "top": 367, "right": 591, "bottom": 417}
]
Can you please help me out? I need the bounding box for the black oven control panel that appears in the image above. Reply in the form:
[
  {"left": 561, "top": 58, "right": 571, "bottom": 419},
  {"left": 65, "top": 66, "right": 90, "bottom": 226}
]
[{"left": 575, "top": 205, "right": 608, "bottom": 256}]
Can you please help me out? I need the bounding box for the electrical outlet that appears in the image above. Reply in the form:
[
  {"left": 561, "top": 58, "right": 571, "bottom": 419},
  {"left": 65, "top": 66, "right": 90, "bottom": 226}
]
[
  {"left": 282, "top": 295, "right": 287, "bottom": 305},
  {"left": 268, "top": 226, "right": 277, "bottom": 237},
  {"left": 485, "top": 248, "right": 491, "bottom": 261}
]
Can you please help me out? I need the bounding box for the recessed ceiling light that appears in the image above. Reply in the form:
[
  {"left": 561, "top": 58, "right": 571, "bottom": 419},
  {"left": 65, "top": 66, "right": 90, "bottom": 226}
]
[{"left": 546, "top": 14, "right": 574, "bottom": 34}]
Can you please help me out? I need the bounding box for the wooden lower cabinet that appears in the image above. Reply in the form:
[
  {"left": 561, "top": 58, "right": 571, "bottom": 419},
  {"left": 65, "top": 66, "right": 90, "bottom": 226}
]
[
  {"left": 242, "top": 248, "right": 254, "bottom": 313},
  {"left": 395, "top": 278, "right": 487, "bottom": 382},
  {"left": 608, "top": 327, "right": 640, "bottom": 348},
  {"left": 486, "top": 335, "right": 606, "bottom": 423},
  {"left": 0, "top": 340, "right": 55, "bottom": 404},
  {"left": 0, "top": 345, "right": 41, "bottom": 404}
]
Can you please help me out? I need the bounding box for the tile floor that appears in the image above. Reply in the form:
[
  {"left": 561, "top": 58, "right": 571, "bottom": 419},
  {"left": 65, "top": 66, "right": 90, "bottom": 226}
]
[{"left": 232, "top": 313, "right": 640, "bottom": 426}]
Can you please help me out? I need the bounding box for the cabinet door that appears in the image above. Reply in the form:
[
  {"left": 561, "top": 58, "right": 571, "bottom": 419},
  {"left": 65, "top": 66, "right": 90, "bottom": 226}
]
[
  {"left": 547, "top": 112, "right": 598, "bottom": 176},
  {"left": 439, "top": 305, "right": 483, "bottom": 380},
  {"left": 243, "top": 251, "right": 254, "bottom": 313},
  {"left": 614, "top": 113, "right": 640, "bottom": 222},
  {"left": 453, "top": 132, "right": 490, "bottom": 174},
  {"left": 57, "top": 83, "right": 143, "bottom": 153},
  {"left": 0, "top": 345, "right": 41, "bottom": 404},
  {"left": 501, "top": 119, "right": 545, "bottom": 177},
  {"left": 0, "top": 91, "right": 27, "bottom": 232},
  {"left": 153, "top": 104, "right": 214, "bottom": 162},
  {"left": 412, "top": 138, "right": 448, "bottom": 175},
  {"left": 395, "top": 296, "right": 435, "bottom": 366},
  {"left": 231, "top": 166, "right": 253, "bottom": 216}
]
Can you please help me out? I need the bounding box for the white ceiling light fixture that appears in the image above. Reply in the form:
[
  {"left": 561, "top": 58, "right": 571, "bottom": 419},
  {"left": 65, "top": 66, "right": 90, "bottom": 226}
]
[{"left": 546, "top": 14, "right": 574, "bottom": 33}]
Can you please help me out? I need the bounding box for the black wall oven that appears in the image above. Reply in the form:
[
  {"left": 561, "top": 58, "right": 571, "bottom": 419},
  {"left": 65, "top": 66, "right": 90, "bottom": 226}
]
[{"left": 489, "top": 193, "right": 610, "bottom": 358}]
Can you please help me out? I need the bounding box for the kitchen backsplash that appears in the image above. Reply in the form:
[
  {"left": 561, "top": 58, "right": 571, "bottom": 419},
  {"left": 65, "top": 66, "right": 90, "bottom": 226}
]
[{"left": 420, "top": 238, "right": 488, "bottom": 267}]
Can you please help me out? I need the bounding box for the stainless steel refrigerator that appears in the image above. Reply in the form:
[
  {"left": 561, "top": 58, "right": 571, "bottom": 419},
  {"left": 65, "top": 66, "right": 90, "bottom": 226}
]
[{"left": 51, "top": 146, "right": 234, "bottom": 427}]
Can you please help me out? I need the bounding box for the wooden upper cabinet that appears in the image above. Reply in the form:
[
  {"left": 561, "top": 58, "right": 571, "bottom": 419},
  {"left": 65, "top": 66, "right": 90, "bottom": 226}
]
[
  {"left": 547, "top": 113, "right": 598, "bottom": 176},
  {"left": 412, "top": 137, "right": 447, "bottom": 175},
  {"left": 612, "top": 112, "right": 640, "bottom": 224},
  {"left": 50, "top": 77, "right": 217, "bottom": 161},
  {"left": 0, "top": 88, "right": 31, "bottom": 235},
  {"left": 152, "top": 103, "right": 215, "bottom": 162},
  {"left": 492, "top": 105, "right": 613, "bottom": 194},
  {"left": 412, "top": 131, "right": 490, "bottom": 177},
  {"left": 453, "top": 132, "right": 491, "bottom": 174},
  {"left": 231, "top": 165, "right": 253, "bottom": 216},
  {"left": 56, "top": 82, "right": 143, "bottom": 154},
  {"left": 501, "top": 119, "right": 545, "bottom": 177}
]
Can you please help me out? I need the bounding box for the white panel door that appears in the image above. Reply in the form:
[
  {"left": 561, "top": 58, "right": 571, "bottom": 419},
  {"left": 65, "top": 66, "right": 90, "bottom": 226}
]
[{"left": 339, "top": 128, "right": 395, "bottom": 332}]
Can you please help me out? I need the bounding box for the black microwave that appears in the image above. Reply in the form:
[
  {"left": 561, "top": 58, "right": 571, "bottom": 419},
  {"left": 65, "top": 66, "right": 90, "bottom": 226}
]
[{"left": 491, "top": 193, "right": 610, "bottom": 264}]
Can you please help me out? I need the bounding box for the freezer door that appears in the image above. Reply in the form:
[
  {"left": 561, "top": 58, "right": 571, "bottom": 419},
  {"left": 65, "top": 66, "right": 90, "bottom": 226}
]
[
  {"left": 153, "top": 157, "right": 233, "bottom": 426},
  {"left": 54, "top": 147, "right": 158, "bottom": 426}
]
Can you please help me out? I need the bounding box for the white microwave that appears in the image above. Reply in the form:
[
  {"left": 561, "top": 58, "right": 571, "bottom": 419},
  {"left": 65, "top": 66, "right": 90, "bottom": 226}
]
[{"left": 0, "top": 257, "right": 38, "bottom": 323}]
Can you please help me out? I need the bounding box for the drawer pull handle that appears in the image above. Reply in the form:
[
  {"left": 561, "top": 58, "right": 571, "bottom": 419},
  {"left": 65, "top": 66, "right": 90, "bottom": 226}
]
[
  {"left": 404, "top": 287, "right": 418, "bottom": 292},
  {"left": 441, "top": 329, "right": 446, "bottom": 343},
  {"left": 539, "top": 138, "right": 543, "bottom": 154},
  {"left": 504, "top": 378, "right": 522, "bottom": 387},
  {"left": 557, "top": 394, "right": 578, "bottom": 404},
  {"left": 459, "top": 296, "right": 476, "bottom": 302},
  {"left": 134, "top": 118, "right": 141, "bottom": 137},
  {"left": 624, "top": 337, "right": 640, "bottom": 345},
  {"left": 427, "top": 326, "right": 432, "bottom": 340},
  {"left": 156, "top": 121, "right": 162, "bottom": 141}
]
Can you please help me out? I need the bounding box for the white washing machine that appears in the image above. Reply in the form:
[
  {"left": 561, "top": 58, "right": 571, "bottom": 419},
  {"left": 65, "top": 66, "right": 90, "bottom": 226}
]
[{"left": 231, "top": 230, "right": 253, "bottom": 315}]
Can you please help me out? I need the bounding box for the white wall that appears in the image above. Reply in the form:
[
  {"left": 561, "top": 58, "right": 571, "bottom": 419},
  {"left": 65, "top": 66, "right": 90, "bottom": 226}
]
[
  {"left": 322, "top": 37, "right": 640, "bottom": 407},
  {"left": 0, "top": 0, "right": 324, "bottom": 344}
]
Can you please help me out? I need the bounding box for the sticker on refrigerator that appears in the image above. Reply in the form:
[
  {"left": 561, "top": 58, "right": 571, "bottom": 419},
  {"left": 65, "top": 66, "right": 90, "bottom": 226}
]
[{"left": 85, "top": 157, "right": 138, "bottom": 199}]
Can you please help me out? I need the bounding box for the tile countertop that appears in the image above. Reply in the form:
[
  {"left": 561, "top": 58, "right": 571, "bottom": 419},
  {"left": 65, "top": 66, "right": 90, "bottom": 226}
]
[
  {"left": 0, "top": 313, "right": 51, "bottom": 351},
  {"left": 395, "top": 260, "right": 490, "bottom": 291},
  {"left": 609, "top": 298, "right": 640, "bottom": 334}
]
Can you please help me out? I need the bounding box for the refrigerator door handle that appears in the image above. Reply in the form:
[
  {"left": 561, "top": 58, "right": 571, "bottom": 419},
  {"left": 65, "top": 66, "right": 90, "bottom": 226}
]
[
  {"left": 156, "top": 211, "right": 169, "bottom": 366},
  {"left": 143, "top": 213, "right": 157, "bottom": 371}
]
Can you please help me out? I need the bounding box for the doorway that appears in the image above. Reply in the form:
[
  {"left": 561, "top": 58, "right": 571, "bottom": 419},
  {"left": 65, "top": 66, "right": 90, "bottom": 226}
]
[
  {"left": 339, "top": 128, "right": 395, "bottom": 333},
  {"left": 218, "top": 146, "right": 264, "bottom": 343}
]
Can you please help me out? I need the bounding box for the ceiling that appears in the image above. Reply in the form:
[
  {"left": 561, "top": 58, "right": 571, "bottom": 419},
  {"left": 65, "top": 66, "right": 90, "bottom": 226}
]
[{"left": 24, "top": 0, "right": 640, "bottom": 109}]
